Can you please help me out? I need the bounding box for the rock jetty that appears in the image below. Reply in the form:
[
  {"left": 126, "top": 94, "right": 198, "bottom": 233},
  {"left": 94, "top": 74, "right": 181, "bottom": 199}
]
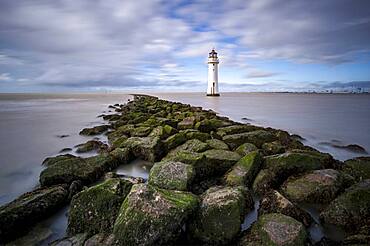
[{"left": 1, "top": 94, "right": 369, "bottom": 245}]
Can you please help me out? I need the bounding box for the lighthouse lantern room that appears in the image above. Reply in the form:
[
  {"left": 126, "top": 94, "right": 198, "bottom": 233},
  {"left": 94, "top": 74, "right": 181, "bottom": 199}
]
[{"left": 207, "top": 48, "right": 220, "bottom": 96}]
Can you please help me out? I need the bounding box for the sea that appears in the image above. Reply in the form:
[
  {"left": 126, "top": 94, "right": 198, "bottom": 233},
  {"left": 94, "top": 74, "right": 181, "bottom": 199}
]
[{"left": 0, "top": 92, "right": 369, "bottom": 244}]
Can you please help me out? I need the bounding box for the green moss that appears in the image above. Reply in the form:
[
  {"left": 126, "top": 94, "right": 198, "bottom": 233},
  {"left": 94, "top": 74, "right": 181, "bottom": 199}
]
[
  {"left": 200, "top": 149, "right": 241, "bottom": 177},
  {"left": 262, "top": 141, "right": 285, "bottom": 155},
  {"left": 163, "top": 132, "right": 187, "bottom": 150},
  {"left": 235, "top": 143, "right": 258, "bottom": 156},
  {"left": 216, "top": 124, "right": 261, "bottom": 137},
  {"left": 195, "top": 118, "right": 232, "bottom": 133},
  {"left": 343, "top": 157, "right": 370, "bottom": 181},
  {"left": 206, "top": 139, "right": 229, "bottom": 150},
  {"left": 185, "top": 131, "right": 211, "bottom": 142},
  {"left": 223, "top": 130, "right": 276, "bottom": 149},
  {"left": 130, "top": 126, "right": 152, "bottom": 137}
]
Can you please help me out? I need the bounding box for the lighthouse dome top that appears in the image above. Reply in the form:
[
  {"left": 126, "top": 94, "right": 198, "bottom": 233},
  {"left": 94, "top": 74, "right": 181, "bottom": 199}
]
[{"left": 209, "top": 49, "right": 218, "bottom": 58}]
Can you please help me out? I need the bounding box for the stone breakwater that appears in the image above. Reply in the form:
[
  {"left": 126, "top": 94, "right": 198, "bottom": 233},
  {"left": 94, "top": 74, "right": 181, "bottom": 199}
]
[{"left": 0, "top": 95, "right": 369, "bottom": 245}]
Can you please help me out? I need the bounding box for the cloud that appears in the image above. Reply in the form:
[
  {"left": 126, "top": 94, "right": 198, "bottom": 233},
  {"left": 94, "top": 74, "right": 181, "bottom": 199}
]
[
  {"left": 245, "top": 70, "right": 280, "bottom": 78},
  {"left": 0, "top": 73, "right": 11, "bottom": 81}
]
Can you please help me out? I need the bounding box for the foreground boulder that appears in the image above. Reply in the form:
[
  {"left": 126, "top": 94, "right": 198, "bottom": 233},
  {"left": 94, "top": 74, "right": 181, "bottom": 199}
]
[
  {"left": 281, "top": 169, "right": 353, "bottom": 204},
  {"left": 188, "top": 186, "right": 252, "bottom": 245},
  {"left": 259, "top": 190, "right": 312, "bottom": 226},
  {"left": 40, "top": 154, "right": 119, "bottom": 186},
  {"left": 75, "top": 140, "right": 108, "bottom": 153},
  {"left": 68, "top": 178, "right": 133, "bottom": 236},
  {"left": 113, "top": 184, "right": 198, "bottom": 245},
  {"left": 239, "top": 213, "right": 308, "bottom": 246},
  {"left": 320, "top": 179, "right": 370, "bottom": 234},
  {"left": 225, "top": 151, "right": 263, "bottom": 187},
  {"left": 342, "top": 156, "right": 370, "bottom": 181},
  {"left": 121, "top": 136, "right": 162, "bottom": 162},
  {"left": 0, "top": 185, "right": 68, "bottom": 243},
  {"left": 148, "top": 161, "right": 195, "bottom": 191},
  {"left": 79, "top": 125, "right": 109, "bottom": 136},
  {"left": 223, "top": 130, "right": 276, "bottom": 149}
]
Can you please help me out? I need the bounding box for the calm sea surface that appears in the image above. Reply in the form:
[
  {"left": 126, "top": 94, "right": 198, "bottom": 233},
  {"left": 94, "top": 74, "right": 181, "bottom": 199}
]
[{"left": 0, "top": 92, "right": 369, "bottom": 243}]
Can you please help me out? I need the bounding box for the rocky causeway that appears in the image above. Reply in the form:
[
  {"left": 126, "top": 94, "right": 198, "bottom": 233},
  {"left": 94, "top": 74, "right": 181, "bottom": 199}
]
[{"left": 0, "top": 95, "right": 369, "bottom": 245}]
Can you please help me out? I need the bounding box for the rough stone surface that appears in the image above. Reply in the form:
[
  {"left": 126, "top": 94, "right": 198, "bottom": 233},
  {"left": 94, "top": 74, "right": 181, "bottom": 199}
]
[
  {"left": 239, "top": 213, "right": 307, "bottom": 246},
  {"left": 0, "top": 185, "right": 68, "bottom": 243},
  {"left": 223, "top": 130, "right": 276, "bottom": 149},
  {"left": 206, "top": 138, "right": 229, "bottom": 150},
  {"left": 225, "top": 151, "right": 263, "bottom": 187},
  {"left": 149, "top": 161, "right": 195, "bottom": 191},
  {"left": 342, "top": 156, "right": 370, "bottom": 181},
  {"left": 68, "top": 178, "right": 133, "bottom": 236},
  {"left": 216, "top": 124, "right": 260, "bottom": 137},
  {"left": 235, "top": 143, "right": 258, "bottom": 156},
  {"left": 122, "top": 136, "right": 163, "bottom": 162},
  {"left": 113, "top": 183, "right": 198, "bottom": 246},
  {"left": 188, "top": 186, "right": 252, "bottom": 245},
  {"left": 75, "top": 140, "right": 108, "bottom": 153},
  {"left": 177, "top": 116, "right": 196, "bottom": 130},
  {"left": 202, "top": 149, "right": 241, "bottom": 177},
  {"left": 79, "top": 125, "right": 109, "bottom": 136}
]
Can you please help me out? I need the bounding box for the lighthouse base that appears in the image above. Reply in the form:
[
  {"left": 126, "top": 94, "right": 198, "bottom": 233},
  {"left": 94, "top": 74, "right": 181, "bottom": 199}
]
[{"left": 207, "top": 93, "right": 220, "bottom": 97}]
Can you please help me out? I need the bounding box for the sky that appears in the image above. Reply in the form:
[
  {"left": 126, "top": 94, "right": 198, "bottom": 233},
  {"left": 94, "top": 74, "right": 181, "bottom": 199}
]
[{"left": 0, "top": 0, "right": 369, "bottom": 92}]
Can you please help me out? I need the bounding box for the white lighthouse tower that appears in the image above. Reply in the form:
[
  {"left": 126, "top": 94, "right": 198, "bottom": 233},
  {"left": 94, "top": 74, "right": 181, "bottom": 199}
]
[{"left": 207, "top": 48, "right": 220, "bottom": 96}]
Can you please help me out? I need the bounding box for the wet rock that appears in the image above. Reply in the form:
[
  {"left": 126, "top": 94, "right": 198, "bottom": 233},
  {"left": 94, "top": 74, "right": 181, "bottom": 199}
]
[
  {"left": 343, "top": 234, "right": 370, "bottom": 245},
  {"left": 163, "top": 150, "right": 206, "bottom": 169},
  {"left": 68, "top": 180, "right": 83, "bottom": 200},
  {"left": 235, "top": 142, "right": 258, "bottom": 156},
  {"left": 163, "top": 132, "right": 187, "bottom": 151},
  {"left": 184, "top": 130, "right": 211, "bottom": 142},
  {"left": 84, "top": 233, "right": 117, "bottom": 246},
  {"left": 56, "top": 134, "right": 70, "bottom": 138},
  {"left": 320, "top": 179, "right": 370, "bottom": 234},
  {"left": 320, "top": 142, "right": 367, "bottom": 154},
  {"left": 342, "top": 156, "right": 370, "bottom": 181},
  {"left": 188, "top": 186, "right": 252, "bottom": 245},
  {"left": 216, "top": 124, "right": 260, "bottom": 137},
  {"left": 202, "top": 149, "right": 241, "bottom": 177},
  {"left": 225, "top": 151, "right": 263, "bottom": 187},
  {"left": 206, "top": 138, "right": 229, "bottom": 150},
  {"left": 40, "top": 154, "right": 119, "bottom": 186},
  {"left": 195, "top": 118, "right": 232, "bottom": 133},
  {"left": 223, "top": 130, "right": 276, "bottom": 149},
  {"left": 262, "top": 141, "right": 286, "bottom": 155},
  {"left": 149, "top": 161, "right": 195, "bottom": 191},
  {"left": 68, "top": 178, "right": 133, "bottom": 236},
  {"left": 259, "top": 190, "right": 312, "bottom": 226},
  {"left": 239, "top": 213, "right": 308, "bottom": 246},
  {"left": 109, "top": 147, "right": 133, "bottom": 164},
  {"left": 281, "top": 169, "right": 353, "bottom": 204},
  {"left": 252, "top": 169, "right": 271, "bottom": 194},
  {"left": 122, "top": 136, "right": 163, "bottom": 162},
  {"left": 177, "top": 116, "right": 196, "bottom": 130},
  {"left": 42, "top": 154, "right": 77, "bottom": 166},
  {"left": 75, "top": 140, "right": 108, "bottom": 153},
  {"left": 50, "top": 233, "right": 88, "bottom": 246},
  {"left": 113, "top": 183, "right": 198, "bottom": 245},
  {"left": 166, "top": 139, "right": 210, "bottom": 158},
  {"left": 5, "top": 222, "right": 53, "bottom": 246},
  {"left": 130, "top": 126, "right": 152, "bottom": 137},
  {"left": 59, "top": 147, "right": 73, "bottom": 153},
  {"left": 148, "top": 125, "right": 177, "bottom": 139},
  {"left": 79, "top": 125, "right": 109, "bottom": 136},
  {"left": 0, "top": 185, "right": 68, "bottom": 243}
]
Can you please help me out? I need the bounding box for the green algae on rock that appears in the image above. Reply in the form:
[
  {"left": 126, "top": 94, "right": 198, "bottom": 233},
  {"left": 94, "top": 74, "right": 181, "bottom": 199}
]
[
  {"left": 223, "top": 129, "right": 276, "bottom": 149},
  {"left": 113, "top": 183, "right": 198, "bottom": 246},
  {"left": 79, "top": 125, "right": 109, "bottom": 136},
  {"left": 202, "top": 149, "right": 241, "bottom": 177},
  {"left": 188, "top": 185, "right": 252, "bottom": 245},
  {"left": 121, "top": 136, "right": 163, "bottom": 162},
  {"left": 68, "top": 178, "right": 133, "bottom": 236},
  {"left": 206, "top": 138, "right": 229, "bottom": 150},
  {"left": 0, "top": 185, "right": 68, "bottom": 243},
  {"left": 239, "top": 213, "right": 308, "bottom": 246},
  {"left": 75, "top": 140, "right": 108, "bottom": 153},
  {"left": 342, "top": 156, "right": 370, "bottom": 181},
  {"left": 225, "top": 150, "right": 263, "bottom": 187},
  {"left": 149, "top": 161, "right": 195, "bottom": 191},
  {"left": 235, "top": 142, "right": 258, "bottom": 156}
]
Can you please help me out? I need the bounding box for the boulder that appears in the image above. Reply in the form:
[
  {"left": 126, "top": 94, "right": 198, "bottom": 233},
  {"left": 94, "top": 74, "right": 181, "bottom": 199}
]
[
  {"left": 235, "top": 143, "right": 258, "bottom": 156},
  {"left": 148, "top": 125, "right": 177, "bottom": 139},
  {"left": 84, "top": 233, "right": 117, "bottom": 246},
  {"left": 40, "top": 154, "right": 119, "bottom": 186},
  {"left": 109, "top": 147, "right": 133, "bottom": 164},
  {"left": 163, "top": 132, "right": 187, "bottom": 151},
  {"left": 201, "top": 149, "right": 241, "bottom": 177},
  {"left": 50, "top": 233, "right": 88, "bottom": 246},
  {"left": 113, "top": 184, "right": 198, "bottom": 245},
  {"left": 149, "top": 161, "right": 195, "bottom": 191},
  {"left": 188, "top": 186, "right": 252, "bottom": 245},
  {"left": 185, "top": 130, "right": 211, "bottom": 142},
  {"left": 75, "top": 140, "right": 108, "bottom": 153},
  {"left": 122, "top": 136, "right": 163, "bottom": 162},
  {"left": 320, "top": 179, "right": 370, "bottom": 234},
  {"left": 206, "top": 139, "right": 229, "bottom": 150},
  {"left": 68, "top": 178, "right": 133, "bottom": 236},
  {"left": 0, "top": 185, "right": 68, "bottom": 243},
  {"left": 80, "top": 125, "right": 109, "bottom": 136},
  {"left": 216, "top": 124, "right": 260, "bottom": 137},
  {"left": 252, "top": 169, "right": 272, "bottom": 195},
  {"left": 239, "top": 213, "right": 307, "bottom": 246},
  {"left": 262, "top": 141, "right": 285, "bottom": 155},
  {"left": 259, "top": 190, "right": 312, "bottom": 226},
  {"left": 130, "top": 126, "right": 152, "bottom": 137},
  {"left": 342, "top": 156, "right": 370, "bottom": 181},
  {"left": 163, "top": 150, "right": 206, "bottom": 168},
  {"left": 195, "top": 118, "right": 232, "bottom": 133},
  {"left": 177, "top": 116, "right": 196, "bottom": 130},
  {"left": 42, "top": 154, "right": 76, "bottom": 166},
  {"left": 223, "top": 130, "right": 276, "bottom": 149},
  {"left": 281, "top": 169, "right": 353, "bottom": 204},
  {"left": 225, "top": 151, "right": 263, "bottom": 187}
]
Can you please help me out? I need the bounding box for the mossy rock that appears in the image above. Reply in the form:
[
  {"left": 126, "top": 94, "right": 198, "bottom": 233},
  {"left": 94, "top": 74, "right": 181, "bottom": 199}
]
[
  {"left": 216, "top": 124, "right": 261, "bottom": 137},
  {"left": 188, "top": 186, "right": 252, "bottom": 245},
  {"left": 40, "top": 154, "right": 119, "bottom": 186},
  {"left": 195, "top": 118, "right": 232, "bottom": 133},
  {"left": 50, "top": 233, "right": 89, "bottom": 246},
  {"left": 342, "top": 157, "right": 370, "bottom": 181},
  {"left": 149, "top": 161, "right": 195, "bottom": 191},
  {"left": 225, "top": 151, "right": 263, "bottom": 187},
  {"left": 166, "top": 139, "right": 210, "bottom": 160},
  {"left": 262, "top": 141, "right": 285, "bottom": 155},
  {"left": 206, "top": 139, "right": 229, "bottom": 150},
  {"left": 239, "top": 213, "right": 307, "bottom": 246},
  {"left": 68, "top": 178, "right": 133, "bottom": 236},
  {"left": 42, "top": 154, "right": 76, "bottom": 167},
  {"left": 185, "top": 130, "right": 211, "bottom": 142},
  {"left": 121, "top": 136, "right": 163, "bottom": 162},
  {"left": 148, "top": 125, "right": 177, "bottom": 139},
  {"left": 320, "top": 179, "right": 370, "bottom": 234},
  {"left": 223, "top": 130, "right": 276, "bottom": 149},
  {"left": 79, "top": 125, "right": 109, "bottom": 136},
  {"left": 281, "top": 169, "right": 354, "bottom": 204},
  {"left": 113, "top": 183, "right": 198, "bottom": 245},
  {"left": 0, "top": 185, "right": 68, "bottom": 243},
  {"left": 235, "top": 143, "right": 258, "bottom": 156},
  {"left": 163, "top": 132, "right": 187, "bottom": 151},
  {"left": 252, "top": 169, "right": 273, "bottom": 195},
  {"left": 109, "top": 147, "right": 133, "bottom": 164},
  {"left": 177, "top": 116, "right": 196, "bottom": 130},
  {"left": 75, "top": 140, "right": 108, "bottom": 153},
  {"left": 130, "top": 126, "right": 152, "bottom": 137},
  {"left": 259, "top": 190, "right": 312, "bottom": 226},
  {"left": 202, "top": 149, "right": 241, "bottom": 177}
]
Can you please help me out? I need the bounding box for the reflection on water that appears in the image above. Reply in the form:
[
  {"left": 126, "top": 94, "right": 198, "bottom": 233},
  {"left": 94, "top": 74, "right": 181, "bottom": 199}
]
[
  {"left": 241, "top": 195, "right": 260, "bottom": 231},
  {"left": 115, "top": 158, "right": 153, "bottom": 180}
]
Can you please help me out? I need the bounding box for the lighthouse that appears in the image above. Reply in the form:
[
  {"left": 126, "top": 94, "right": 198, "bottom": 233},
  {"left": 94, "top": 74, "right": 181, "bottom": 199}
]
[{"left": 207, "top": 49, "right": 220, "bottom": 96}]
